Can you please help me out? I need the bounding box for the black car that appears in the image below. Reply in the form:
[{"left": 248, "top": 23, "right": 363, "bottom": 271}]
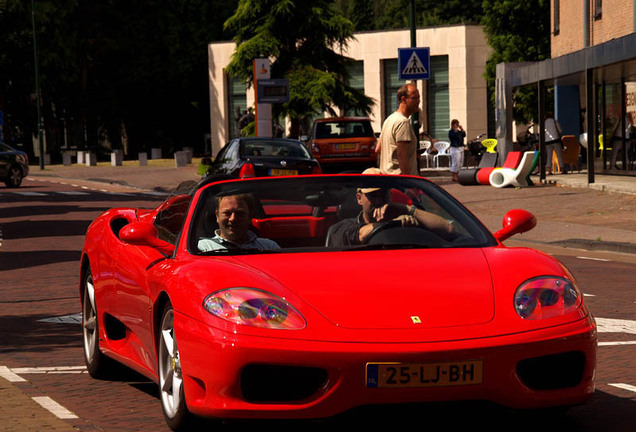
[
  {"left": 0, "top": 142, "right": 29, "bottom": 187},
  {"left": 206, "top": 137, "right": 322, "bottom": 179}
]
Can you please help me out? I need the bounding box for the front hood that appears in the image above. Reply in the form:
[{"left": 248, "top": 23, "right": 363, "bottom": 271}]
[{"left": 233, "top": 249, "right": 494, "bottom": 330}]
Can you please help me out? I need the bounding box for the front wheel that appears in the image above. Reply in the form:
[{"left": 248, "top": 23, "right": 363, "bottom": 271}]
[
  {"left": 159, "top": 303, "right": 193, "bottom": 430},
  {"left": 4, "top": 165, "right": 23, "bottom": 187},
  {"left": 82, "top": 268, "right": 113, "bottom": 378}
]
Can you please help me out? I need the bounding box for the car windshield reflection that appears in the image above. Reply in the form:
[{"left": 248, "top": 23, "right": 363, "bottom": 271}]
[{"left": 188, "top": 176, "right": 496, "bottom": 255}]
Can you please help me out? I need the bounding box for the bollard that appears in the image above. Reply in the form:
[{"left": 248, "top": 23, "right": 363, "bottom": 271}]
[
  {"left": 111, "top": 149, "right": 123, "bottom": 166},
  {"left": 85, "top": 152, "right": 97, "bottom": 166},
  {"left": 174, "top": 151, "right": 188, "bottom": 167},
  {"left": 138, "top": 152, "right": 148, "bottom": 166}
]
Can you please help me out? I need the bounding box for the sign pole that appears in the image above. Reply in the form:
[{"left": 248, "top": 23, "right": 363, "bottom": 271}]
[{"left": 253, "top": 58, "right": 272, "bottom": 137}]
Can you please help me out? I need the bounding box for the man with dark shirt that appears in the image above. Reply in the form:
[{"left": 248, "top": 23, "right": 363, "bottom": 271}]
[{"left": 326, "top": 168, "right": 453, "bottom": 247}]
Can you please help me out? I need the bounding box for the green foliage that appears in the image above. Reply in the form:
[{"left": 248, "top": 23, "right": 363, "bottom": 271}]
[
  {"left": 225, "top": 0, "right": 374, "bottom": 136},
  {"left": 0, "top": 0, "right": 238, "bottom": 156},
  {"left": 482, "top": 0, "right": 550, "bottom": 123},
  {"left": 333, "top": 0, "right": 483, "bottom": 31}
]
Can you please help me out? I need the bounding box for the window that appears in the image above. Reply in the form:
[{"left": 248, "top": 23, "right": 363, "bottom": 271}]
[
  {"left": 344, "top": 61, "right": 365, "bottom": 117},
  {"left": 382, "top": 59, "right": 401, "bottom": 120},
  {"left": 227, "top": 75, "right": 247, "bottom": 139},
  {"left": 553, "top": 0, "right": 560, "bottom": 35},
  {"left": 427, "top": 56, "right": 450, "bottom": 140},
  {"left": 594, "top": 0, "right": 602, "bottom": 20}
]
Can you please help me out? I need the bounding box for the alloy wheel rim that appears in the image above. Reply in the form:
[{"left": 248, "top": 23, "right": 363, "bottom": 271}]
[
  {"left": 82, "top": 275, "right": 97, "bottom": 362},
  {"left": 159, "top": 309, "right": 183, "bottom": 418}
]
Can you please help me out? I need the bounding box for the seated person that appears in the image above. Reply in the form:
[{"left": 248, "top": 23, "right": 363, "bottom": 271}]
[
  {"left": 327, "top": 171, "right": 453, "bottom": 247},
  {"left": 198, "top": 193, "right": 280, "bottom": 251}
]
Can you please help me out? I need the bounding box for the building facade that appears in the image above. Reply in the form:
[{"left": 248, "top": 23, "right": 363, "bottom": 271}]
[
  {"left": 208, "top": 25, "right": 492, "bottom": 158},
  {"left": 497, "top": 0, "right": 636, "bottom": 181}
]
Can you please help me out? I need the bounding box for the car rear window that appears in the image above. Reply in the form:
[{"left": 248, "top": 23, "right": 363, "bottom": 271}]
[
  {"left": 241, "top": 139, "right": 311, "bottom": 159},
  {"left": 315, "top": 121, "right": 374, "bottom": 139}
]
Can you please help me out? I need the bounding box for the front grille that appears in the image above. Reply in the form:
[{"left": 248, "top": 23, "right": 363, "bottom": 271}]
[
  {"left": 516, "top": 351, "right": 586, "bottom": 390},
  {"left": 241, "top": 364, "right": 328, "bottom": 402}
]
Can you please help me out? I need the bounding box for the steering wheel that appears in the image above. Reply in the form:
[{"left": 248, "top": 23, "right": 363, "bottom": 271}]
[{"left": 363, "top": 219, "right": 403, "bottom": 244}]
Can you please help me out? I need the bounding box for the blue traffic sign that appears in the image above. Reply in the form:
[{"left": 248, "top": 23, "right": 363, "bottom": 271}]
[{"left": 398, "top": 47, "right": 430, "bottom": 80}]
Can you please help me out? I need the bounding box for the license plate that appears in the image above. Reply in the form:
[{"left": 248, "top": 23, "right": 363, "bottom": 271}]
[
  {"left": 269, "top": 169, "right": 298, "bottom": 176},
  {"left": 366, "top": 360, "right": 483, "bottom": 388},
  {"left": 335, "top": 143, "right": 356, "bottom": 150}
]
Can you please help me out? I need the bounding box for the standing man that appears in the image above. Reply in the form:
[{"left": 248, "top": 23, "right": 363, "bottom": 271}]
[{"left": 379, "top": 83, "right": 420, "bottom": 176}]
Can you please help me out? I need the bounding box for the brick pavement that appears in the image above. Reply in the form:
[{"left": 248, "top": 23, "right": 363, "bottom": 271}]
[{"left": 3, "top": 160, "right": 635, "bottom": 429}]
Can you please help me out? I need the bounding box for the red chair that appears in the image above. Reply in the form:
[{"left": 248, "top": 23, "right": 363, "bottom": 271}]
[{"left": 476, "top": 151, "right": 523, "bottom": 185}]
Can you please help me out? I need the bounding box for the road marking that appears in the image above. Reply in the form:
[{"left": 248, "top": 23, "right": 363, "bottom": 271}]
[
  {"left": 38, "top": 314, "right": 82, "bottom": 324},
  {"left": 596, "top": 317, "right": 636, "bottom": 334},
  {"left": 15, "top": 191, "right": 47, "bottom": 196},
  {"left": 32, "top": 396, "right": 78, "bottom": 419},
  {"left": 0, "top": 366, "right": 26, "bottom": 382},
  {"left": 576, "top": 256, "right": 612, "bottom": 262},
  {"left": 598, "top": 341, "right": 636, "bottom": 346},
  {"left": 608, "top": 383, "right": 636, "bottom": 393},
  {"left": 56, "top": 191, "right": 90, "bottom": 195},
  {"left": 12, "top": 366, "right": 87, "bottom": 374}
]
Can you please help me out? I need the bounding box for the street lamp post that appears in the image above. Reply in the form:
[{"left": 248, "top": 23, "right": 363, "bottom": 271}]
[{"left": 31, "top": 0, "right": 44, "bottom": 169}]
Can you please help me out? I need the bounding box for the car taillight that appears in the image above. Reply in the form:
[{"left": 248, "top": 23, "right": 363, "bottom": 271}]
[
  {"left": 239, "top": 163, "right": 256, "bottom": 178},
  {"left": 312, "top": 165, "right": 322, "bottom": 174}
]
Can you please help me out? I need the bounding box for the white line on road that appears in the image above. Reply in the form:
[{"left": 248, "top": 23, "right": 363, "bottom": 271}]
[
  {"left": 0, "top": 366, "right": 26, "bottom": 382},
  {"left": 598, "top": 341, "right": 636, "bottom": 346},
  {"left": 596, "top": 317, "right": 636, "bottom": 334},
  {"left": 608, "top": 383, "right": 636, "bottom": 393},
  {"left": 32, "top": 396, "right": 78, "bottom": 419},
  {"left": 11, "top": 366, "right": 87, "bottom": 374},
  {"left": 576, "top": 256, "right": 612, "bottom": 262}
]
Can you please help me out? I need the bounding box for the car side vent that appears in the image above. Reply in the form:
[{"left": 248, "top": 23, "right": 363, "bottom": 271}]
[
  {"left": 110, "top": 218, "right": 129, "bottom": 238},
  {"left": 516, "top": 351, "right": 586, "bottom": 390},
  {"left": 241, "top": 364, "right": 328, "bottom": 402}
]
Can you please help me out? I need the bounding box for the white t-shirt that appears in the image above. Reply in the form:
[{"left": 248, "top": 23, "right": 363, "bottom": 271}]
[{"left": 379, "top": 111, "right": 418, "bottom": 175}]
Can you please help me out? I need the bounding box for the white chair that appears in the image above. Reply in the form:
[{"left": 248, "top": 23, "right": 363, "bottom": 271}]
[
  {"left": 419, "top": 140, "right": 434, "bottom": 168},
  {"left": 432, "top": 141, "right": 451, "bottom": 168},
  {"left": 489, "top": 151, "right": 539, "bottom": 188}
]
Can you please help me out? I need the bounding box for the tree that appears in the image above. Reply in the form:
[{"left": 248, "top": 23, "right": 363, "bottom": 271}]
[
  {"left": 333, "top": 0, "right": 483, "bottom": 31},
  {"left": 482, "top": 0, "right": 551, "bottom": 123},
  {"left": 224, "top": 0, "right": 374, "bottom": 138},
  {"left": 0, "top": 0, "right": 238, "bottom": 159}
]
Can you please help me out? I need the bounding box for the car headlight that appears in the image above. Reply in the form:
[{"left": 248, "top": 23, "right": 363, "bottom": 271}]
[
  {"left": 514, "top": 276, "right": 582, "bottom": 320},
  {"left": 203, "top": 288, "right": 306, "bottom": 329}
]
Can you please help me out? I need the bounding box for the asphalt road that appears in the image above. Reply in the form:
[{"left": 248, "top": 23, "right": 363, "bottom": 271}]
[{"left": 0, "top": 178, "right": 634, "bottom": 431}]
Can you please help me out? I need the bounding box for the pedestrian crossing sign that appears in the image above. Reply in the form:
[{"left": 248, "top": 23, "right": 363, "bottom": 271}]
[{"left": 398, "top": 47, "right": 430, "bottom": 80}]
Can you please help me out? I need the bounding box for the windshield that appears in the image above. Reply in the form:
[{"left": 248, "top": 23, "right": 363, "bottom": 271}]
[{"left": 188, "top": 175, "right": 496, "bottom": 255}]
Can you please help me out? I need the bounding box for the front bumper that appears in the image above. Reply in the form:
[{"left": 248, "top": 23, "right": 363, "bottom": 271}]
[{"left": 175, "top": 313, "right": 596, "bottom": 420}]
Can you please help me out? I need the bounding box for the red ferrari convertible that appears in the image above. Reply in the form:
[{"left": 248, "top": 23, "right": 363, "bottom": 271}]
[{"left": 79, "top": 173, "right": 596, "bottom": 430}]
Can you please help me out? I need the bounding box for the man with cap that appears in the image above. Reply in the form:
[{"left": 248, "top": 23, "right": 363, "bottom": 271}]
[{"left": 326, "top": 168, "right": 453, "bottom": 247}]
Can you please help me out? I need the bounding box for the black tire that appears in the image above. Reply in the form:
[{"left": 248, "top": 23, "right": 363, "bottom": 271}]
[
  {"left": 158, "top": 303, "right": 194, "bottom": 430},
  {"left": 4, "top": 165, "right": 23, "bottom": 188},
  {"left": 82, "top": 268, "right": 114, "bottom": 378}
]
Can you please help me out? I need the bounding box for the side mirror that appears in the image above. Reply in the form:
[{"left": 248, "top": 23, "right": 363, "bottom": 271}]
[
  {"left": 120, "top": 221, "right": 175, "bottom": 255},
  {"left": 493, "top": 209, "right": 537, "bottom": 242}
]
